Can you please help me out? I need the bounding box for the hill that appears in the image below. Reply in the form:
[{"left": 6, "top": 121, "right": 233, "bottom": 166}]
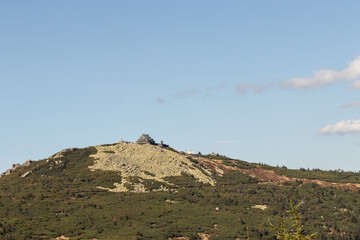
[{"left": 0, "top": 140, "right": 360, "bottom": 239}]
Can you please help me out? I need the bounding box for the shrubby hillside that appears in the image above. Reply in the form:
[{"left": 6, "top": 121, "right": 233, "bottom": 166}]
[{"left": 0, "top": 141, "right": 359, "bottom": 239}]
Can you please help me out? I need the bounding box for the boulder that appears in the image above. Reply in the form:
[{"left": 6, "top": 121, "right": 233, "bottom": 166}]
[
  {"left": 56, "top": 236, "right": 70, "bottom": 240},
  {"left": 11, "top": 163, "right": 20, "bottom": 171},
  {"left": 21, "top": 171, "right": 32, "bottom": 178},
  {"left": 53, "top": 148, "right": 79, "bottom": 158},
  {"left": 4, "top": 169, "right": 12, "bottom": 176},
  {"left": 22, "top": 160, "right": 32, "bottom": 167}
]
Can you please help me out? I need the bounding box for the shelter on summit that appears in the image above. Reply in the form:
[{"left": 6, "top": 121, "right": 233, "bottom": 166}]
[{"left": 136, "top": 134, "right": 156, "bottom": 145}]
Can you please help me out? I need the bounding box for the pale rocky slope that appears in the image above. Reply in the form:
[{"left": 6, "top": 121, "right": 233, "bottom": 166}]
[{"left": 89, "top": 142, "right": 215, "bottom": 192}]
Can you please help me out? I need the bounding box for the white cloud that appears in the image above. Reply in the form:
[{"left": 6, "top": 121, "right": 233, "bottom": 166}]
[
  {"left": 283, "top": 56, "right": 360, "bottom": 89},
  {"left": 350, "top": 80, "right": 360, "bottom": 89},
  {"left": 318, "top": 120, "right": 360, "bottom": 135}
]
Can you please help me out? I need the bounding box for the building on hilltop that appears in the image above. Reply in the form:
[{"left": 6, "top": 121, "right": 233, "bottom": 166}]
[
  {"left": 136, "top": 134, "right": 156, "bottom": 145},
  {"left": 136, "top": 134, "right": 169, "bottom": 147}
]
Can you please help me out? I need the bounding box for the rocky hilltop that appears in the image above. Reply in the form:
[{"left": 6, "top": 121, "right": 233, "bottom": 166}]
[
  {"left": 1, "top": 138, "right": 360, "bottom": 239},
  {"left": 89, "top": 142, "right": 215, "bottom": 192},
  {"left": 3, "top": 140, "right": 359, "bottom": 193}
]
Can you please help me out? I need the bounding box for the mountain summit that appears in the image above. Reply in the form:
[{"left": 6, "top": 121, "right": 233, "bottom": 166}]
[
  {"left": 89, "top": 142, "right": 215, "bottom": 192},
  {"left": 1, "top": 138, "right": 360, "bottom": 239}
]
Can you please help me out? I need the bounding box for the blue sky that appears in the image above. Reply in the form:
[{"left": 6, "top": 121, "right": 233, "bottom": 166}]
[{"left": 1, "top": 1, "right": 360, "bottom": 173}]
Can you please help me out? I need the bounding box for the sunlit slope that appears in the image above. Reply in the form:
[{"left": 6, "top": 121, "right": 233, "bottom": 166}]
[{"left": 89, "top": 142, "right": 215, "bottom": 192}]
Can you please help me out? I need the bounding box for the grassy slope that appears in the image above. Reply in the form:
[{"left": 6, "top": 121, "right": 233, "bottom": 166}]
[{"left": 0, "top": 147, "right": 359, "bottom": 239}]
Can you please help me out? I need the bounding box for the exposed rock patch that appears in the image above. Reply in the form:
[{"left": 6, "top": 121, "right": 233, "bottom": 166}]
[
  {"left": 197, "top": 158, "right": 234, "bottom": 176},
  {"left": 56, "top": 235, "right": 70, "bottom": 240},
  {"left": 1, "top": 160, "right": 33, "bottom": 178},
  {"left": 198, "top": 158, "right": 360, "bottom": 192},
  {"left": 21, "top": 159, "right": 32, "bottom": 167},
  {"left": 21, "top": 171, "right": 32, "bottom": 178},
  {"left": 52, "top": 148, "right": 79, "bottom": 159},
  {"left": 252, "top": 204, "right": 268, "bottom": 210},
  {"left": 0, "top": 163, "right": 21, "bottom": 178},
  {"left": 240, "top": 166, "right": 360, "bottom": 192},
  {"left": 89, "top": 143, "right": 215, "bottom": 192},
  {"left": 198, "top": 233, "right": 214, "bottom": 240}
]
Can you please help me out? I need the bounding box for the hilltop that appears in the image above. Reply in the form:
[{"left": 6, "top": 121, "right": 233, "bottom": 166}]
[
  {"left": 0, "top": 138, "right": 360, "bottom": 239},
  {"left": 89, "top": 142, "right": 215, "bottom": 192}
]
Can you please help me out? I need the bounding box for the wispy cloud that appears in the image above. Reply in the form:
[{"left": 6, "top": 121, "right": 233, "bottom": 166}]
[
  {"left": 155, "top": 88, "right": 198, "bottom": 103},
  {"left": 155, "top": 83, "right": 233, "bottom": 103},
  {"left": 156, "top": 56, "right": 360, "bottom": 104},
  {"left": 172, "top": 88, "right": 198, "bottom": 99},
  {"left": 350, "top": 80, "right": 360, "bottom": 89},
  {"left": 205, "top": 83, "right": 228, "bottom": 91},
  {"left": 156, "top": 81, "right": 276, "bottom": 103},
  {"left": 282, "top": 56, "right": 360, "bottom": 89},
  {"left": 340, "top": 101, "right": 360, "bottom": 109},
  {"left": 235, "top": 82, "right": 274, "bottom": 95},
  {"left": 318, "top": 120, "right": 360, "bottom": 135},
  {"left": 155, "top": 98, "right": 165, "bottom": 104}
]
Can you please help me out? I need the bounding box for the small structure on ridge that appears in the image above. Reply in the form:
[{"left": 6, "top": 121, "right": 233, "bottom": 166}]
[
  {"left": 136, "top": 134, "right": 169, "bottom": 147},
  {"left": 136, "top": 134, "right": 156, "bottom": 145}
]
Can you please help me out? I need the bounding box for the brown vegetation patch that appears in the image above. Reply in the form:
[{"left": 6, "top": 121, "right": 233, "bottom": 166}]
[
  {"left": 197, "top": 157, "right": 236, "bottom": 176},
  {"left": 240, "top": 166, "right": 360, "bottom": 192},
  {"left": 199, "top": 158, "right": 360, "bottom": 192},
  {"left": 240, "top": 166, "right": 295, "bottom": 182}
]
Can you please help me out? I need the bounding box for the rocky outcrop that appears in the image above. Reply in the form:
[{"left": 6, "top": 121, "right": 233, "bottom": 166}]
[
  {"left": 0, "top": 163, "right": 20, "bottom": 178},
  {"left": 21, "top": 170, "right": 32, "bottom": 178},
  {"left": 21, "top": 160, "right": 32, "bottom": 167},
  {"left": 52, "top": 148, "right": 79, "bottom": 158},
  {"left": 0, "top": 160, "right": 33, "bottom": 178},
  {"left": 12, "top": 163, "right": 20, "bottom": 171}
]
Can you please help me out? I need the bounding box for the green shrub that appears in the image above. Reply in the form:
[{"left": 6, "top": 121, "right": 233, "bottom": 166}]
[{"left": 270, "top": 200, "right": 317, "bottom": 240}]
